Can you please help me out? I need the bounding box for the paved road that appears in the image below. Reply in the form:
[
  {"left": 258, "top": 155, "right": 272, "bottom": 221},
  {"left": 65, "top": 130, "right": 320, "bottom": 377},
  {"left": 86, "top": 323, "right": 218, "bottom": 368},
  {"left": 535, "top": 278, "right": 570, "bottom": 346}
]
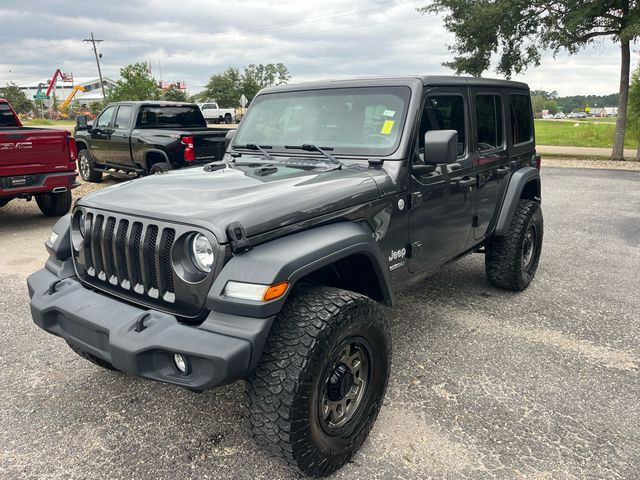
[
  {"left": 538, "top": 144, "right": 637, "bottom": 159},
  {"left": 1, "top": 168, "right": 639, "bottom": 479}
]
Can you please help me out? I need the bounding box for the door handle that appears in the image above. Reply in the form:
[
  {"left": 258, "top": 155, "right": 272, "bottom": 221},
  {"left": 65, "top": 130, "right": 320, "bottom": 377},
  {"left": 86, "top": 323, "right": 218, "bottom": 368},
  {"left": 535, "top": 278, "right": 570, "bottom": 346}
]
[
  {"left": 453, "top": 176, "right": 477, "bottom": 189},
  {"left": 496, "top": 166, "right": 510, "bottom": 177}
]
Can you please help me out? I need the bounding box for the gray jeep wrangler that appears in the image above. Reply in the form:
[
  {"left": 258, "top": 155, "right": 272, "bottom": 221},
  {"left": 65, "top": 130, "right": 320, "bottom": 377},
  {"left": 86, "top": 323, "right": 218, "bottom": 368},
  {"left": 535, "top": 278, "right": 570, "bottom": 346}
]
[{"left": 28, "top": 76, "right": 543, "bottom": 477}]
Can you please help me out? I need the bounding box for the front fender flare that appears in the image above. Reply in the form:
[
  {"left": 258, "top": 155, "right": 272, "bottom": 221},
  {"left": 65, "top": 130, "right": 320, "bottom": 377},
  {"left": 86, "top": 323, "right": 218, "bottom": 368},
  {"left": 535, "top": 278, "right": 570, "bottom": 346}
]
[{"left": 207, "top": 222, "right": 394, "bottom": 318}]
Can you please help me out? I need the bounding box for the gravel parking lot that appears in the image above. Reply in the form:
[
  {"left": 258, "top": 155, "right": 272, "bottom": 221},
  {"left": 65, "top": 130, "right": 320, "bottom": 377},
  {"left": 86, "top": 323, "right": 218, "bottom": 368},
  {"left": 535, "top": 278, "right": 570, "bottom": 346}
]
[{"left": 1, "top": 167, "right": 639, "bottom": 479}]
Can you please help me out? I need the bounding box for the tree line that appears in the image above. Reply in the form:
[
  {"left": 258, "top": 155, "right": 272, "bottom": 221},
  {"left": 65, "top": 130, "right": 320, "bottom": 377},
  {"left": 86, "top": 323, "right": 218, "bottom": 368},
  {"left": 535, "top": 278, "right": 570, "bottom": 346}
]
[{"left": 531, "top": 91, "right": 620, "bottom": 115}]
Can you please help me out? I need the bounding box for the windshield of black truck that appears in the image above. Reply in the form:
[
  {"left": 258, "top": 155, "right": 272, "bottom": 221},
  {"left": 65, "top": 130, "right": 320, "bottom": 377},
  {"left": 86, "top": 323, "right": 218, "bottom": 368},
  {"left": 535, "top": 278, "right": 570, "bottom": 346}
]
[
  {"left": 136, "top": 105, "right": 206, "bottom": 129},
  {"left": 0, "top": 104, "right": 19, "bottom": 127},
  {"left": 234, "top": 86, "right": 411, "bottom": 156}
]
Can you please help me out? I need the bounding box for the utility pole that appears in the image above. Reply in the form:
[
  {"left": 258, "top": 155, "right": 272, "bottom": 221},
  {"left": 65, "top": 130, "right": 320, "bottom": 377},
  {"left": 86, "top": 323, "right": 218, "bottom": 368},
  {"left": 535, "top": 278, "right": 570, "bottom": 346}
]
[{"left": 83, "top": 32, "right": 106, "bottom": 100}]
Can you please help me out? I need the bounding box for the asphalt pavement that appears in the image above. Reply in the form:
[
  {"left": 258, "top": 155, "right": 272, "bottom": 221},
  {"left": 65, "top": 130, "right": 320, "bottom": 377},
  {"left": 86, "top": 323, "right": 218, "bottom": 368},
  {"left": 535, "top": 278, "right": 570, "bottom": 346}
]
[{"left": 1, "top": 167, "right": 639, "bottom": 479}]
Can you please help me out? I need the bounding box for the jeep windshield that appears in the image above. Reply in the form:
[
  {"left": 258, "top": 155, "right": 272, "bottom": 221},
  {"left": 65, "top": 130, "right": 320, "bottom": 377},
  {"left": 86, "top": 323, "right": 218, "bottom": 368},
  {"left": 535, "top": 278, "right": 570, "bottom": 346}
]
[
  {"left": 136, "top": 105, "right": 206, "bottom": 129},
  {"left": 233, "top": 86, "right": 411, "bottom": 157}
]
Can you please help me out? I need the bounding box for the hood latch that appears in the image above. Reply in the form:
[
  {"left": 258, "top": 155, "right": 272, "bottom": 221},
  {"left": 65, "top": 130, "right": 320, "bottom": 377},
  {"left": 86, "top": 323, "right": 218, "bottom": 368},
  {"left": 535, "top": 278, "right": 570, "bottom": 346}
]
[{"left": 227, "top": 222, "right": 251, "bottom": 254}]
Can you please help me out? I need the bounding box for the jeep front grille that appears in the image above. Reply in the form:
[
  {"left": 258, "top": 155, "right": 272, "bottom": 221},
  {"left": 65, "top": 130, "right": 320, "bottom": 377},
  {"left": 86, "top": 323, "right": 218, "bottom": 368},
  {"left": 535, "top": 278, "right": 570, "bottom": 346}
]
[
  {"left": 82, "top": 212, "right": 176, "bottom": 302},
  {"left": 72, "top": 208, "right": 219, "bottom": 318}
]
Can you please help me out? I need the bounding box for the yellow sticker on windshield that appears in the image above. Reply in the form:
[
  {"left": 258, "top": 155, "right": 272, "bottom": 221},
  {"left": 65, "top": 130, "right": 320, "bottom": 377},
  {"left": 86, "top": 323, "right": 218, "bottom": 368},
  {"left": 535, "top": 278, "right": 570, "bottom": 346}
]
[{"left": 381, "top": 120, "right": 394, "bottom": 135}]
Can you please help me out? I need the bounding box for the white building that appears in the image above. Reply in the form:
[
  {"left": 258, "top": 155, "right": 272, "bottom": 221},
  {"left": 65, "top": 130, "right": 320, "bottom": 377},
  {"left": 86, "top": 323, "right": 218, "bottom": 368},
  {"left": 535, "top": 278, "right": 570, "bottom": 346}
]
[{"left": 18, "top": 76, "right": 116, "bottom": 107}]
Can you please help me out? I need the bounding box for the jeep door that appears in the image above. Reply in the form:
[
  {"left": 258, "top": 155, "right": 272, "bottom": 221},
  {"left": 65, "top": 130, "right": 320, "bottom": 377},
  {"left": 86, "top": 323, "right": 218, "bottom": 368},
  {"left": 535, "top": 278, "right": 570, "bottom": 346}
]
[
  {"left": 407, "top": 88, "right": 476, "bottom": 274},
  {"left": 89, "top": 105, "right": 116, "bottom": 164},
  {"left": 108, "top": 104, "right": 135, "bottom": 167},
  {"left": 469, "top": 89, "right": 509, "bottom": 241}
]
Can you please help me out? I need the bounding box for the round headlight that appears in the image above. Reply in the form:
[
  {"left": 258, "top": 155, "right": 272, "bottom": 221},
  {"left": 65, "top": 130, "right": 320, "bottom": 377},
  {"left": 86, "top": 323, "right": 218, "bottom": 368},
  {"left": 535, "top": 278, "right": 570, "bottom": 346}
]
[{"left": 191, "top": 233, "right": 214, "bottom": 272}]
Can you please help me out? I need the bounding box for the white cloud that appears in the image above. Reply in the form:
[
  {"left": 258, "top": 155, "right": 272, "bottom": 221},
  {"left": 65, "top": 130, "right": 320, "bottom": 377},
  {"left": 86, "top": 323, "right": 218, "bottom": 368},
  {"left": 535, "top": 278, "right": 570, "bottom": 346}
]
[{"left": 0, "top": 0, "right": 635, "bottom": 96}]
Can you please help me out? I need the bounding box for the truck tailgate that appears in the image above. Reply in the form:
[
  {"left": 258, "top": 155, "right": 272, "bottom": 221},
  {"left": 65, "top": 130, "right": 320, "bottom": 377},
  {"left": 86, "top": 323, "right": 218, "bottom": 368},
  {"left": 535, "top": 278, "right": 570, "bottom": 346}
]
[
  {"left": 0, "top": 128, "right": 73, "bottom": 175},
  {"left": 192, "top": 130, "right": 227, "bottom": 161}
]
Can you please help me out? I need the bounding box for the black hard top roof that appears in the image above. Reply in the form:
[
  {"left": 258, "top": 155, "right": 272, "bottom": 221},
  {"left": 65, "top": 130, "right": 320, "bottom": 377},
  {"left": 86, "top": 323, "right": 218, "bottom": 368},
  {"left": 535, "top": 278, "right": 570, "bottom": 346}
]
[{"left": 260, "top": 75, "right": 530, "bottom": 94}]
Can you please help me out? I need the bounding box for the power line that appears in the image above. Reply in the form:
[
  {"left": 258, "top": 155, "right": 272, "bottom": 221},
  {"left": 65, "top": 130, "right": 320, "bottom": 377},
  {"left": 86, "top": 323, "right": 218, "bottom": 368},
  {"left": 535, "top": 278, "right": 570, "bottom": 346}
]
[{"left": 83, "top": 32, "right": 106, "bottom": 100}]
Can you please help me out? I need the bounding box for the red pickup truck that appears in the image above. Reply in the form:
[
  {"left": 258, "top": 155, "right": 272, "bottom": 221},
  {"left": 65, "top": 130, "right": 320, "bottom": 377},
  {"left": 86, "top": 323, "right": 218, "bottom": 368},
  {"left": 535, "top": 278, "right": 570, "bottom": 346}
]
[{"left": 0, "top": 98, "right": 77, "bottom": 216}]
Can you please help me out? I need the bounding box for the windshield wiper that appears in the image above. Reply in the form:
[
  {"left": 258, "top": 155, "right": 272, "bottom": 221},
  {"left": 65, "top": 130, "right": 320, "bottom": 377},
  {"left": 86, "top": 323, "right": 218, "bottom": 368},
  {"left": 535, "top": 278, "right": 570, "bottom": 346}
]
[
  {"left": 284, "top": 144, "right": 343, "bottom": 168},
  {"left": 233, "top": 143, "right": 275, "bottom": 161}
]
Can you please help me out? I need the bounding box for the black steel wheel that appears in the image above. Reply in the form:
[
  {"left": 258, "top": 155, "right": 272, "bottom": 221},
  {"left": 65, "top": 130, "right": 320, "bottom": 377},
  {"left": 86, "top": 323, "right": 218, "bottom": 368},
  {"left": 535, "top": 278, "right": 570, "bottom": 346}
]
[{"left": 246, "top": 284, "right": 391, "bottom": 477}]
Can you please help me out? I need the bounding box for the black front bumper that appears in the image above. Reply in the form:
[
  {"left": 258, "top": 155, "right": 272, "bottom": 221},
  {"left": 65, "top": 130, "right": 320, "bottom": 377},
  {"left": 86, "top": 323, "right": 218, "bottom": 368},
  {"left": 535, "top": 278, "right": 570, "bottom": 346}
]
[{"left": 28, "top": 266, "right": 274, "bottom": 390}]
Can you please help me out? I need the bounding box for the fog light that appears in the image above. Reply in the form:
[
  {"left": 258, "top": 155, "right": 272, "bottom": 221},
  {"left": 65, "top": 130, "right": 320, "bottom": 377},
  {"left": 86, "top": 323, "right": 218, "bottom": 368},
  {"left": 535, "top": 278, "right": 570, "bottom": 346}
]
[{"left": 173, "top": 353, "right": 190, "bottom": 374}]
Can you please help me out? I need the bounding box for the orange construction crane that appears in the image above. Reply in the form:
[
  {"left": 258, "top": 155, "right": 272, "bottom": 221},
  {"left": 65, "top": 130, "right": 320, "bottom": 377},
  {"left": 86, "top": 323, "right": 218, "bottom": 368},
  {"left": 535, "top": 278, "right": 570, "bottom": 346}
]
[{"left": 60, "top": 85, "right": 86, "bottom": 108}]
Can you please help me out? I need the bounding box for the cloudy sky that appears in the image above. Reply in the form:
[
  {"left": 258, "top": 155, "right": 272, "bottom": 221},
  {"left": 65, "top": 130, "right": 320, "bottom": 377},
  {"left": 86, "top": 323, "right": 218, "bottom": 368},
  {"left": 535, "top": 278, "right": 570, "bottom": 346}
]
[{"left": 0, "top": 0, "right": 635, "bottom": 96}]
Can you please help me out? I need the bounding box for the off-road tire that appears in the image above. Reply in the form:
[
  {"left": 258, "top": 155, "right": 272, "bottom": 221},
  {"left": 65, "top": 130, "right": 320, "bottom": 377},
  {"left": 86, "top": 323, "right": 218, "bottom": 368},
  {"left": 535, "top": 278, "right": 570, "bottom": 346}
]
[
  {"left": 77, "top": 149, "right": 102, "bottom": 183},
  {"left": 149, "top": 162, "right": 171, "bottom": 174},
  {"left": 224, "top": 114, "right": 233, "bottom": 124},
  {"left": 246, "top": 285, "right": 391, "bottom": 477},
  {"left": 35, "top": 190, "right": 72, "bottom": 217},
  {"left": 0, "top": 198, "right": 10, "bottom": 207},
  {"left": 66, "top": 341, "right": 117, "bottom": 371},
  {"left": 485, "top": 199, "right": 543, "bottom": 291}
]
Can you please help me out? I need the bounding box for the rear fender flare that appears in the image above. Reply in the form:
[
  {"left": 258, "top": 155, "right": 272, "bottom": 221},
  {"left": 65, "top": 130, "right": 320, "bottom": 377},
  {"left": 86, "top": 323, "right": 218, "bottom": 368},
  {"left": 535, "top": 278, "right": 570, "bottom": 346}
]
[
  {"left": 207, "top": 222, "right": 394, "bottom": 318},
  {"left": 494, "top": 166, "right": 541, "bottom": 236}
]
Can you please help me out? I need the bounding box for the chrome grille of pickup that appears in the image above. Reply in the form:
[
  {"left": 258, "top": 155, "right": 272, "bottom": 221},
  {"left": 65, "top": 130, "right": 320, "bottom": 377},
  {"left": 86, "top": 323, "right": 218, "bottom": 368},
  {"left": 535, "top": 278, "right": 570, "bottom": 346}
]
[{"left": 81, "top": 212, "right": 176, "bottom": 303}]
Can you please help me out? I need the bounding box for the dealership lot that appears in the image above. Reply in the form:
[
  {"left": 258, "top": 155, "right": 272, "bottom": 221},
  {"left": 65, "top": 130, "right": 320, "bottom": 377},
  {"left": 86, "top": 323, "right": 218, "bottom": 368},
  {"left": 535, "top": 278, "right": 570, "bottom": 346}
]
[{"left": 1, "top": 167, "right": 639, "bottom": 479}]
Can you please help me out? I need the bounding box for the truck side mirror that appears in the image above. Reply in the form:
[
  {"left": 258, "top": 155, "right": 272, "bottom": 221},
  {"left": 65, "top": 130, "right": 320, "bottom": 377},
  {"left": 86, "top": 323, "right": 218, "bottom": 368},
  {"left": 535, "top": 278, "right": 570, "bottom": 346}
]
[
  {"left": 76, "top": 115, "right": 89, "bottom": 131},
  {"left": 224, "top": 129, "right": 236, "bottom": 151},
  {"left": 424, "top": 130, "right": 458, "bottom": 165}
]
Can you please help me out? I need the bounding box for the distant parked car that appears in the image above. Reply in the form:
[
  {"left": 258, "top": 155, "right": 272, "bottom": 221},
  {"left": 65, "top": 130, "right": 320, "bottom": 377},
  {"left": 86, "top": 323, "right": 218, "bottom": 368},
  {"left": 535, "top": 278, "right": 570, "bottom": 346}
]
[
  {"left": 576, "top": 112, "right": 587, "bottom": 118},
  {"left": 553, "top": 112, "right": 565, "bottom": 119},
  {"left": 542, "top": 113, "right": 554, "bottom": 119},
  {"left": 198, "top": 102, "right": 236, "bottom": 124},
  {"left": 567, "top": 112, "right": 578, "bottom": 119}
]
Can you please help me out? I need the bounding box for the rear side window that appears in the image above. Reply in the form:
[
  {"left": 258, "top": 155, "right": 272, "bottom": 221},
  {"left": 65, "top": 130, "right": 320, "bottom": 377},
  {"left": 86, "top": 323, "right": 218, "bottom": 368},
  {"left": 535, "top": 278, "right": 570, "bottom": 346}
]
[
  {"left": 114, "top": 105, "right": 133, "bottom": 129},
  {"left": 0, "top": 104, "right": 19, "bottom": 127},
  {"left": 510, "top": 94, "right": 533, "bottom": 145},
  {"left": 475, "top": 95, "right": 503, "bottom": 151},
  {"left": 137, "top": 106, "right": 206, "bottom": 128},
  {"left": 421, "top": 95, "right": 466, "bottom": 155}
]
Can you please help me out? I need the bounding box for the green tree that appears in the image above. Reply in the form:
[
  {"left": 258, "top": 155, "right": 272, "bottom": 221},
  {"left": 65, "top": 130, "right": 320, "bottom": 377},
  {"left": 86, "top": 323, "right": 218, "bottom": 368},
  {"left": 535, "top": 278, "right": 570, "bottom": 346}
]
[
  {"left": 108, "top": 63, "right": 160, "bottom": 102},
  {"left": 419, "top": 0, "right": 640, "bottom": 160},
  {"left": 202, "top": 63, "right": 292, "bottom": 107},
  {"left": 0, "top": 82, "right": 34, "bottom": 113},
  {"left": 90, "top": 100, "right": 106, "bottom": 116},
  {"left": 628, "top": 65, "right": 640, "bottom": 161},
  {"left": 162, "top": 84, "right": 189, "bottom": 102},
  {"left": 202, "top": 67, "right": 243, "bottom": 107},
  {"left": 242, "top": 63, "right": 291, "bottom": 100}
]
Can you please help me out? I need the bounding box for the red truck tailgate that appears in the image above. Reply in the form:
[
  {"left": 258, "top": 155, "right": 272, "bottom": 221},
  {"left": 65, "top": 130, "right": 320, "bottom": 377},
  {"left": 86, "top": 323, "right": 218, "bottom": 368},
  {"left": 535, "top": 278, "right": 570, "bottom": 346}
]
[{"left": 0, "top": 128, "right": 75, "bottom": 176}]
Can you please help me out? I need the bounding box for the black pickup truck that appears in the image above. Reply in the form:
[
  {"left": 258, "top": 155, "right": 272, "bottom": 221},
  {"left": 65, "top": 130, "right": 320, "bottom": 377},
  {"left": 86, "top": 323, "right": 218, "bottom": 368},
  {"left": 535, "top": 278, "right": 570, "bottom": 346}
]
[{"left": 74, "top": 101, "right": 229, "bottom": 182}]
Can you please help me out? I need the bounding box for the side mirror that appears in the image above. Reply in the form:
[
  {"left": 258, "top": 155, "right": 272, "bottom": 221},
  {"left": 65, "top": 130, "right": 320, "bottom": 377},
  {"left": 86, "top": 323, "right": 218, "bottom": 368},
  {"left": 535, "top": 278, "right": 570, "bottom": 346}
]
[
  {"left": 224, "top": 129, "right": 236, "bottom": 151},
  {"left": 76, "top": 115, "right": 89, "bottom": 131},
  {"left": 424, "top": 130, "right": 458, "bottom": 165}
]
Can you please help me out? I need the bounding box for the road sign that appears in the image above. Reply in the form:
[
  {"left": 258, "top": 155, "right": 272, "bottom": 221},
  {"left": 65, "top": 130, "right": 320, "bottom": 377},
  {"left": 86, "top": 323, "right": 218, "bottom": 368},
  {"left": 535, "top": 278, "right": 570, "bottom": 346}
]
[
  {"left": 239, "top": 94, "right": 248, "bottom": 108},
  {"left": 585, "top": 106, "right": 590, "bottom": 113},
  {"left": 33, "top": 93, "right": 50, "bottom": 100}
]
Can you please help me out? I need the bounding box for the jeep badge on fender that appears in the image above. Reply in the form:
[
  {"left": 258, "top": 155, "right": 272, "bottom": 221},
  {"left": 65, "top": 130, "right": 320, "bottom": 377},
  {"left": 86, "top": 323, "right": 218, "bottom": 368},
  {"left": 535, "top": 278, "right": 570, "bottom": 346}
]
[{"left": 28, "top": 75, "right": 542, "bottom": 477}]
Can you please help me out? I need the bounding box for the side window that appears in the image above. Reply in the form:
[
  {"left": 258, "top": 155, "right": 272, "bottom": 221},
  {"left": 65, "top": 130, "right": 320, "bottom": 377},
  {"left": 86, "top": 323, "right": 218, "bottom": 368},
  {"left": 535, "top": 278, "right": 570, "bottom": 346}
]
[
  {"left": 96, "top": 106, "right": 115, "bottom": 128},
  {"left": 475, "top": 95, "right": 503, "bottom": 151},
  {"left": 202, "top": 104, "right": 212, "bottom": 110},
  {"left": 114, "top": 105, "right": 133, "bottom": 129},
  {"left": 510, "top": 94, "right": 534, "bottom": 145},
  {"left": 420, "top": 95, "right": 466, "bottom": 156}
]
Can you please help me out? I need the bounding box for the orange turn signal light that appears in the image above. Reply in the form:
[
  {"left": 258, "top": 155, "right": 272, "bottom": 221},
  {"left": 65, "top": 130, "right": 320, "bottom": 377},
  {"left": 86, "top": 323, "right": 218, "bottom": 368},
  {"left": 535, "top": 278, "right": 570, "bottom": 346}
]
[{"left": 262, "top": 281, "right": 289, "bottom": 301}]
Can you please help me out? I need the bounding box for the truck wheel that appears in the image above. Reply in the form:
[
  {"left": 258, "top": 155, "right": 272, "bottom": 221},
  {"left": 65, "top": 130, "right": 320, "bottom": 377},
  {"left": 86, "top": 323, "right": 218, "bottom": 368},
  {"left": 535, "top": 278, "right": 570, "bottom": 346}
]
[
  {"left": 66, "top": 341, "right": 117, "bottom": 371},
  {"left": 224, "top": 114, "right": 233, "bottom": 124},
  {"left": 149, "top": 162, "right": 171, "bottom": 174},
  {"left": 246, "top": 285, "right": 391, "bottom": 477},
  {"left": 77, "top": 149, "right": 102, "bottom": 183},
  {"left": 0, "top": 198, "right": 10, "bottom": 207},
  {"left": 35, "top": 190, "right": 72, "bottom": 217},
  {"left": 485, "top": 199, "right": 543, "bottom": 291}
]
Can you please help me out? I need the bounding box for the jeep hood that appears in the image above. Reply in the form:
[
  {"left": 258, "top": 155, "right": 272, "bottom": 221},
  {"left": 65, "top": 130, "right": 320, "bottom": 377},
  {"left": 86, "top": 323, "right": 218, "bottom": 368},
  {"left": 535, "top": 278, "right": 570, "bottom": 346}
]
[{"left": 79, "top": 162, "right": 386, "bottom": 243}]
